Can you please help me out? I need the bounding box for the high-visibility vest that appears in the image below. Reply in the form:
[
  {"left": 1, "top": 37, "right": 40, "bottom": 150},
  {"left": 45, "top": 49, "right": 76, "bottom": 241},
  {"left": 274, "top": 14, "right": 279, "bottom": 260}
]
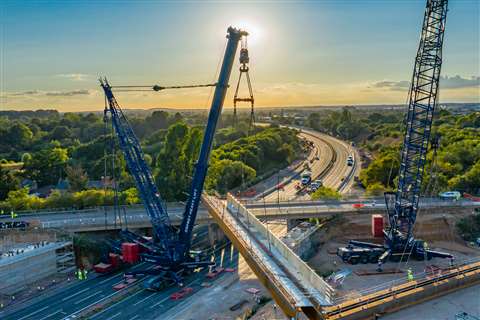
[{"left": 407, "top": 270, "right": 414, "bottom": 281}]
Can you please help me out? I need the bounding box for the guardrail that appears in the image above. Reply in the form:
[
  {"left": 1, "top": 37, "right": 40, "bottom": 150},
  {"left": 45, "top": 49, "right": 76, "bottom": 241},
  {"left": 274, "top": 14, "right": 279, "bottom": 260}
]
[
  {"left": 226, "top": 193, "right": 334, "bottom": 305},
  {"left": 332, "top": 256, "right": 480, "bottom": 306}
]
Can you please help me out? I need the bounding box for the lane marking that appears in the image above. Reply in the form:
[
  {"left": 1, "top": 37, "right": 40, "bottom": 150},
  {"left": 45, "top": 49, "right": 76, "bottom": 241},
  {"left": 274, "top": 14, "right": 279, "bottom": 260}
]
[
  {"left": 89, "top": 289, "right": 145, "bottom": 319},
  {"left": 61, "top": 287, "right": 90, "bottom": 301},
  {"left": 38, "top": 309, "right": 63, "bottom": 320},
  {"left": 105, "top": 311, "right": 122, "bottom": 320},
  {"left": 74, "top": 290, "right": 102, "bottom": 305},
  {"left": 133, "top": 292, "right": 156, "bottom": 306},
  {"left": 17, "top": 306, "right": 49, "bottom": 320}
]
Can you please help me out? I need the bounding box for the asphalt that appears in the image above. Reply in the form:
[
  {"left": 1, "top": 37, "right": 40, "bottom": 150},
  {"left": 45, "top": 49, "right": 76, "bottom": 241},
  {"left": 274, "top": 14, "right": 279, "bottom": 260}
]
[
  {"left": 90, "top": 244, "right": 239, "bottom": 320},
  {"left": 1, "top": 228, "right": 212, "bottom": 320}
]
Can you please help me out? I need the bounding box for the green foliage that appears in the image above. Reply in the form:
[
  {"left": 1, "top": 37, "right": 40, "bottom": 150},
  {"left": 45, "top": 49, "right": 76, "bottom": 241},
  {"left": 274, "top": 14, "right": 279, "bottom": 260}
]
[
  {"left": 456, "top": 213, "right": 480, "bottom": 241},
  {"left": 365, "top": 182, "right": 388, "bottom": 196},
  {"left": 24, "top": 146, "right": 69, "bottom": 186},
  {"left": 206, "top": 159, "right": 256, "bottom": 194},
  {"left": 311, "top": 187, "right": 341, "bottom": 200},
  {"left": 359, "top": 111, "right": 479, "bottom": 195},
  {"left": 360, "top": 149, "right": 399, "bottom": 188},
  {"left": 3, "top": 187, "right": 45, "bottom": 210},
  {"left": 155, "top": 122, "right": 193, "bottom": 201},
  {"left": 0, "top": 167, "right": 20, "bottom": 200},
  {"left": 65, "top": 165, "right": 89, "bottom": 192},
  {"left": 308, "top": 107, "right": 369, "bottom": 141}
]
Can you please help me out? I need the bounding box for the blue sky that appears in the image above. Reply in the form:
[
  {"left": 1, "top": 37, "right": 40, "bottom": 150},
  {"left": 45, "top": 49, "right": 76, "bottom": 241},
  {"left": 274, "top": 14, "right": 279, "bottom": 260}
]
[{"left": 1, "top": 0, "right": 479, "bottom": 111}]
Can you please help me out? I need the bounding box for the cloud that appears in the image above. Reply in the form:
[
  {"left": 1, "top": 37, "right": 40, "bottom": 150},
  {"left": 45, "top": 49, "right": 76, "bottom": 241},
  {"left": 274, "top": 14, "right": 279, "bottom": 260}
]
[
  {"left": 370, "top": 75, "right": 480, "bottom": 91},
  {"left": 371, "top": 80, "right": 410, "bottom": 91},
  {"left": 441, "top": 75, "right": 480, "bottom": 89},
  {"left": 3, "top": 89, "right": 94, "bottom": 97},
  {"left": 55, "top": 73, "right": 90, "bottom": 81},
  {"left": 45, "top": 89, "right": 92, "bottom": 96}
]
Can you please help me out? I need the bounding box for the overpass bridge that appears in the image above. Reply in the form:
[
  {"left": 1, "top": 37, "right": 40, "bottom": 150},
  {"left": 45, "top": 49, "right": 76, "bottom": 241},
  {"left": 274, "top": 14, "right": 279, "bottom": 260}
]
[
  {"left": 205, "top": 193, "right": 480, "bottom": 320},
  {"left": 1, "top": 198, "right": 478, "bottom": 232}
]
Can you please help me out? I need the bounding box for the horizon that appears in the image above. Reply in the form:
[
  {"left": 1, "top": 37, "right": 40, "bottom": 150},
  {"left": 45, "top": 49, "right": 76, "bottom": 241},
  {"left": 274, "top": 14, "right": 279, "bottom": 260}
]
[{"left": 1, "top": 0, "right": 479, "bottom": 112}]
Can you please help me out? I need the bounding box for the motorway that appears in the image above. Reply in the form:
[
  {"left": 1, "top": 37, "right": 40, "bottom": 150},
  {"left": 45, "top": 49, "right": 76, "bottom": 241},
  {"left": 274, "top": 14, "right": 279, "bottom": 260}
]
[
  {"left": 1, "top": 229, "right": 243, "bottom": 320},
  {"left": 263, "top": 127, "right": 359, "bottom": 202}
]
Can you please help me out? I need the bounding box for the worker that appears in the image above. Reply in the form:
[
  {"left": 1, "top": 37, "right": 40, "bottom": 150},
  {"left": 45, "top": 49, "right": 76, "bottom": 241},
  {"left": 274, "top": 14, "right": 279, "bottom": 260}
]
[
  {"left": 10, "top": 210, "right": 17, "bottom": 219},
  {"left": 82, "top": 269, "right": 88, "bottom": 280},
  {"left": 407, "top": 268, "right": 414, "bottom": 281},
  {"left": 0, "top": 209, "right": 4, "bottom": 215}
]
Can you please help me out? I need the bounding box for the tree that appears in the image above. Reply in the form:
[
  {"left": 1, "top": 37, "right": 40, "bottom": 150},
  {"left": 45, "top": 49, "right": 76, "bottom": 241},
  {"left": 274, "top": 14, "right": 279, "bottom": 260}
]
[
  {"left": 24, "top": 147, "right": 69, "bottom": 186},
  {"left": 6, "top": 123, "right": 33, "bottom": 147},
  {"left": 155, "top": 122, "right": 190, "bottom": 200},
  {"left": 0, "top": 167, "right": 20, "bottom": 201},
  {"left": 4, "top": 187, "right": 45, "bottom": 210},
  {"left": 311, "top": 187, "right": 341, "bottom": 200},
  {"left": 365, "top": 182, "right": 388, "bottom": 196},
  {"left": 206, "top": 159, "right": 256, "bottom": 194},
  {"left": 65, "top": 165, "right": 89, "bottom": 192},
  {"left": 50, "top": 126, "right": 73, "bottom": 140}
]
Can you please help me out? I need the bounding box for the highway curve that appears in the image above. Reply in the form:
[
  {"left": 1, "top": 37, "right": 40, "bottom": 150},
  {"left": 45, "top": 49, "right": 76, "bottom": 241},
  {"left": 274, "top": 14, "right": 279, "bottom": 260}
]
[{"left": 263, "top": 127, "right": 359, "bottom": 202}]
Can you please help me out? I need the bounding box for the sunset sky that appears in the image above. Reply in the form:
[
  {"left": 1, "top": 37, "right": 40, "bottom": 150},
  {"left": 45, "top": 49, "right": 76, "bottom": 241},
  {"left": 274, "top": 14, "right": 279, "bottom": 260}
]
[{"left": 1, "top": 0, "right": 479, "bottom": 112}]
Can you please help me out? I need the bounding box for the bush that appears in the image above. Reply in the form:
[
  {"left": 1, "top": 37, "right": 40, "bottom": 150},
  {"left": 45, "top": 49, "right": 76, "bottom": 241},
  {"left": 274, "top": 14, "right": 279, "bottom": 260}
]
[{"left": 311, "top": 187, "right": 341, "bottom": 200}]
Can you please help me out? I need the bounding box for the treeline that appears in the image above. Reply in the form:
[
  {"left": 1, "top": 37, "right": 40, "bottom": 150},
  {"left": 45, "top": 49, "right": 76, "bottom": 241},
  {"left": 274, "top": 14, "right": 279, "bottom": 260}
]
[
  {"left": 0, "top": 109, "right": 301, "bottom": 209},
  {"left": 307, "top": 108, "right": 479, "bottom": 195}
]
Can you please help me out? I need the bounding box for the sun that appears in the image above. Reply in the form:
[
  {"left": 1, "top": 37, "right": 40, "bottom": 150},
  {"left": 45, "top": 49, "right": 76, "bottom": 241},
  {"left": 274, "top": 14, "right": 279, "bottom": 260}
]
[{"left": 232, "top": 20, "right": 264, "bottom": 46}]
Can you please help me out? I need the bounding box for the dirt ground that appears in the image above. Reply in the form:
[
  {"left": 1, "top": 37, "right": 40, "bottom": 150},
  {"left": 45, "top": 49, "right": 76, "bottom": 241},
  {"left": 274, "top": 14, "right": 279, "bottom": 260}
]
[{"left": 307, "top": 212, "right": 480, "bottom": 300}]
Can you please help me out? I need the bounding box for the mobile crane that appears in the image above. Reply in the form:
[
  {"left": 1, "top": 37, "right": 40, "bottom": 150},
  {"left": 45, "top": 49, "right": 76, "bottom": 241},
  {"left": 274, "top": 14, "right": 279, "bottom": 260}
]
[
  {"left": 100, "top": 27, "right": 247, "bottom": 287},
  {"left": 337, "top": 0, "right": 453, "bottom": 269}
]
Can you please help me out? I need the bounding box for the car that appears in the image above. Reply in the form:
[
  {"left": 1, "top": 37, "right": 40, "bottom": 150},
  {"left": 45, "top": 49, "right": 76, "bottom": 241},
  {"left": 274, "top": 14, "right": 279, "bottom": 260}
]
[
  {"left": 310, "top": 179, "right": 323, "bottom": 191},
  {"left": 300, "top": 171, "right": 312, "bottom": 185},
  {"left": 439, "top": 191, "right": 461, "bottom": 201}
]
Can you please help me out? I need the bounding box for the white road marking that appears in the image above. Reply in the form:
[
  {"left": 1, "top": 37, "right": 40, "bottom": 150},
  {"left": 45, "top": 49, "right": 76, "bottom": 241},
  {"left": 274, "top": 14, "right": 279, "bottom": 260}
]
[
  {"left": 17, "top": 306, "right": 49, "bottom": 320},
  {"left": 106, "top": 311, "right": 122, "bottom": 320},
  {"left": 133, "top": 292, "right": 156, "bottom": 306},
  {"left": 90, "top": 289, "right": 145, "bottom": 319},
  {"left": 38, "top": 309, "right": 63, "bottom": 320},
  {"left": 61, "top": 287, "right": 90, "bottom": 301},
  {"left": 74, "top": 290, "right": 102, "bottom": 305}
]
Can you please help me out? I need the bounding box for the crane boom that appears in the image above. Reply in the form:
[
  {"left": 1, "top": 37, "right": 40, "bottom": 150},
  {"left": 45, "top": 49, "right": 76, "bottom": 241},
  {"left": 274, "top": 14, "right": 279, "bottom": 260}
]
[
  {"left": 100, "top": 27, "right": 247, "bottom": 286},
  {"left": 178, "top": 27, "right": 247, "bottom": 257},
  {"left": 389, "top": 0, "right": 448, "bottom": 241},
  {"left": 337, "top": 0, "right": 452, "bottom": 268},
  {"left": 100, "top": 80, "right": 174, "bottom": 258}
]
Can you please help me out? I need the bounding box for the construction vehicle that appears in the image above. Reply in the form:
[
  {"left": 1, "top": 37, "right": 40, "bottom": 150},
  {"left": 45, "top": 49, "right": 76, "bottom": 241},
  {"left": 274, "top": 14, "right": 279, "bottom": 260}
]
[
  {"left": 100, "top": 27, "right": 248, "bottom": 288},
  {"left": 338, "top": 0, "right": 453, "bottom": 269}
]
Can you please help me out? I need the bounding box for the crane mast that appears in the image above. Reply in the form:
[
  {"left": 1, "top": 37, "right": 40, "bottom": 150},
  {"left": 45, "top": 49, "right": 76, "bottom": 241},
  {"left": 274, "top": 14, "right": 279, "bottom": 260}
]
[
  {"left": 388, "top": 0, "right": 448, "bottom": 243},
  {"left": 178, "top": 27, "right": 247, "bottom": 258},
  {"left": 100, "top": 27, "right": 247, "bottom": 285},
  {"left": 338, "top": 0, "right": 452, "bottom": 268},
  {"left": 101, "top": 79, "right": 175, "bottom": 260}
]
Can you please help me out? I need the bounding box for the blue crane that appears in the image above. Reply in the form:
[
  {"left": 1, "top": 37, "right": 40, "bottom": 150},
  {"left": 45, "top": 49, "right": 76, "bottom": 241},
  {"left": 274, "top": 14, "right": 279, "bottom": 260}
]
[
  {"left": 337, "top": 0, "right": 453, "bottom": 269},
  {"left": 100, "top": 27, "right": 247, "bottom": 285}
]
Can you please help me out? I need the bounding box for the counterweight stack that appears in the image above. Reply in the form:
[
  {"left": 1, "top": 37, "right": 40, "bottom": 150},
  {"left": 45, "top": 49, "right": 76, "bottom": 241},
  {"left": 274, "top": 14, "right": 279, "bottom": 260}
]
[{"left": 338, "top": 0, "right": 453, "bottom": 268}]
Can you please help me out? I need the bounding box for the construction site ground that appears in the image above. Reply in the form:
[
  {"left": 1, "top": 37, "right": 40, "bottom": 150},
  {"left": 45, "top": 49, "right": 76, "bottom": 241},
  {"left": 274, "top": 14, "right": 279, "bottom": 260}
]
[{"left": 160, "top": 206, "right": 480, "bottom": 320}]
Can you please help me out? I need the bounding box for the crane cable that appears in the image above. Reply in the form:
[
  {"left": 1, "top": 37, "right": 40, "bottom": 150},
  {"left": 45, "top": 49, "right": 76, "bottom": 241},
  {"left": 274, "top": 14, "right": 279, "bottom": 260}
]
[{"left": 111, "top": 83, "right": 218, "bottom": 92}]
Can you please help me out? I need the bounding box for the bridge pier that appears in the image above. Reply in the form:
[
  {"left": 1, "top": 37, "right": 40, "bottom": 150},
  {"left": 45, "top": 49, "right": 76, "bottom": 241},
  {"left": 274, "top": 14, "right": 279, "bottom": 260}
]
[
  {"left": 287, "top": 219, "right": 303, "bottom": 231},
  {"left": 208, "top": 223, "right": 227, "bottom": 246}
]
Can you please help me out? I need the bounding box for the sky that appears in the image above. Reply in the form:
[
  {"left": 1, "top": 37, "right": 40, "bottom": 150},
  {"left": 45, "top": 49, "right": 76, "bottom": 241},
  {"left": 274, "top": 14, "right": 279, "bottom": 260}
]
[{"left": 0, "top": 0, "right": 479, "bottom": 112}]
